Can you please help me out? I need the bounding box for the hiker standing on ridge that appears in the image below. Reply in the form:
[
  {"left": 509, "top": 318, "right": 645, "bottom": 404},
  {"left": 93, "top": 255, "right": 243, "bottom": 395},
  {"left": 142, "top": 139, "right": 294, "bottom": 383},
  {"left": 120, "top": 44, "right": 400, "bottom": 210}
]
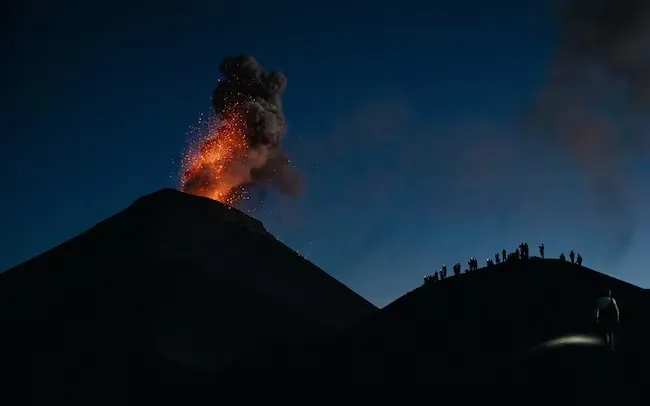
[
  {"left": 495, "top": 253, "right": 501, "bottom": 263},
  {"left": 502, "top": 249, "right": 507, "bottom": 262},
  {"left": 595, "top": 289, "right": 620, "bottom": 351},
  {"left": 570, "top": 250, "right": 575, "bottom": 263},
  {"left": 441, "top": 265, "right": 447, "bottom": 278},
  {"left": 539, "top": 244, "right": 545, "bottom": 258},
  {"left": 577, "top": 253, "right": 582, "bottom": 266},
  {"left": 453, "top": 263, "right": 461, "bottom": 275},
  {"left": 519, "top": 242, "right": 525, "bottom": 258},
  {"left": 560, "top": 253, "right": 566, "bottom": 261}
]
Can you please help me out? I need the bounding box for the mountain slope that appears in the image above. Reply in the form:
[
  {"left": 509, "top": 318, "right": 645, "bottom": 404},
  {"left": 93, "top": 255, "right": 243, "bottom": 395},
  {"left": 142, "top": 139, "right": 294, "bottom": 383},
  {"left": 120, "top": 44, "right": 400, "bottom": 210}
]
[
  {"left": 0, "top": 189, "right": 376, "bottom": 403},
  {"left": 233, "top": 257, "right": 650, "bottom": 391}
]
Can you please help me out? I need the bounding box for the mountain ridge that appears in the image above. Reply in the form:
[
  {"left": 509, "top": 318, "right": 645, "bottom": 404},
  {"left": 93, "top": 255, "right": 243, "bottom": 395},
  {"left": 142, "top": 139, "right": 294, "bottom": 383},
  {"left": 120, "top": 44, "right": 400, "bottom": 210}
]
[{"left": 0, "top": 188, "right": 377, "bottom": 404}]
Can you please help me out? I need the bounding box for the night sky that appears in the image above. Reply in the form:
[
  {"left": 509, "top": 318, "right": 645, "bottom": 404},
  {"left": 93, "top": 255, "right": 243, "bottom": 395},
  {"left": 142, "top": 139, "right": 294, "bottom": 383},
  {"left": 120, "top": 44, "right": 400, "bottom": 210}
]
[{"left": 2, "top": 0, "right": 649, "bottom": 307}]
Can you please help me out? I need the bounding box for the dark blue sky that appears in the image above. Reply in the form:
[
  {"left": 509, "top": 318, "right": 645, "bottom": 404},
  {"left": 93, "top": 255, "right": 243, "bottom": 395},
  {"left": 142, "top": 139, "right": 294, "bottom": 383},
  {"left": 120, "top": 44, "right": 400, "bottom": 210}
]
[{"left": 2, "top": 0, "right": 649, "bottom": 306}]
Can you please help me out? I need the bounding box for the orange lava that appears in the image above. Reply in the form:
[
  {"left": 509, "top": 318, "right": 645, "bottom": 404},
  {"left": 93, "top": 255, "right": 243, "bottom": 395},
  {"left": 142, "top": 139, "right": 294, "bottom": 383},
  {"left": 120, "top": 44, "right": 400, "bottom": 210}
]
[{"left": 181, "top": 115, "right": 251, "bottom": 206}]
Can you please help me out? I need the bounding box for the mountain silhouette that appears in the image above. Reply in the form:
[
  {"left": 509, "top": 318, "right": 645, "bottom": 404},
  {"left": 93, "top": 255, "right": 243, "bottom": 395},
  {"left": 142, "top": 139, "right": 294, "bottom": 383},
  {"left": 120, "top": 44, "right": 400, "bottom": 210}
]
[
  {"left": 0, "top": 189, "right": 376, "bottom": 404},
  {"left": 223, "top": 257, "right": 649, "bottom": 399},
  {"left": 1, "top": 189, "right": 648, "bottom": 403}
]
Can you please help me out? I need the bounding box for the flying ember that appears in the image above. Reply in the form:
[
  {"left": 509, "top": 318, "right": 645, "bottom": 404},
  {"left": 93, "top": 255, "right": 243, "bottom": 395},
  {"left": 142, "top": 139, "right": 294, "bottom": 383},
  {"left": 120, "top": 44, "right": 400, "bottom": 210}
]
[{"left": 180, "top": 114, "right": 251, "bottom": 206}]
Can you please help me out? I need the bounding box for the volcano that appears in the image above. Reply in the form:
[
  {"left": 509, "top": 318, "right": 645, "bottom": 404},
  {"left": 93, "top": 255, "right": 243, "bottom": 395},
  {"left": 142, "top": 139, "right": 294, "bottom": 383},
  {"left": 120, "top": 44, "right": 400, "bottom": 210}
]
[
  {"left": 0, "top": 189, "right": 376, "bottom": 404},
  {"left": 3, "top": 189, "right": 648, "bottom": 403}
]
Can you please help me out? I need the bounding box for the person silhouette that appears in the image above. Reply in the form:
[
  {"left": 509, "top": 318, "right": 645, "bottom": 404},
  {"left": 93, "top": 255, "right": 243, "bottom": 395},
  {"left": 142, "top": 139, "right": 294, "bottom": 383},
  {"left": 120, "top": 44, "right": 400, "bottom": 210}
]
[
  {"left": 576, "top": 253, "right": 582, "bottom": 266},
  {"left": 559, "top": 253, "right": 566, "bottom": 261},
  {"left": 569, "top": 250, "right": 575, "bottom": 263},
  {"left": 539, "top": 243, "right": 544, "bottom": 259},
  {"left": 595, "top": 289, "right": 619, "bottom": 351}
]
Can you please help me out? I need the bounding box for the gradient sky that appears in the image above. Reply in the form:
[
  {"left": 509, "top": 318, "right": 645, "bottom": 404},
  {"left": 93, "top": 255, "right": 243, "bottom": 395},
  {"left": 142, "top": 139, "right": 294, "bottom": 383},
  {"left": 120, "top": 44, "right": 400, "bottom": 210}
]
[{"left": 2, "top": 0, "right": 649, "bottom": 307}]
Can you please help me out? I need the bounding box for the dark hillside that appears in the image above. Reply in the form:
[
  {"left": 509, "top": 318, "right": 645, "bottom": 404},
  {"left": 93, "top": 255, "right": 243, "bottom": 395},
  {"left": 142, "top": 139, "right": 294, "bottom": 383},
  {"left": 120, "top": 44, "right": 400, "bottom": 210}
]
[
  {"left": 0, "top": 189, "right": 376, "bottom": 404},
  {"left": 229, "top": 257, "right": 649, "bottom": 393}
]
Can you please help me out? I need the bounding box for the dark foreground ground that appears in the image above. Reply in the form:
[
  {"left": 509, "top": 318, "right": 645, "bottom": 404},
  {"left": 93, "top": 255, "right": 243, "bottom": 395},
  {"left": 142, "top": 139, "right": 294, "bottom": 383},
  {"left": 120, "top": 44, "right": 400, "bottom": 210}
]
[
  {"left": 1, "top": 190, "right": 648, "bottom": 403},
  {"left": 3, "top": 257, "right": 648, "bottom": 403},
  {"left": 218, "top": 258, "right": 649, "bottom": 400}
]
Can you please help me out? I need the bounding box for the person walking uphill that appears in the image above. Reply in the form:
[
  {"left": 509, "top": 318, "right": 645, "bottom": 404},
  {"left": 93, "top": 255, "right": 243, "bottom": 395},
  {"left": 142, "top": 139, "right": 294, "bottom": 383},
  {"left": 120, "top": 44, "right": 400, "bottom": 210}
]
[{"left": 595, "top": 289, "right": 620, "bottom": 351}]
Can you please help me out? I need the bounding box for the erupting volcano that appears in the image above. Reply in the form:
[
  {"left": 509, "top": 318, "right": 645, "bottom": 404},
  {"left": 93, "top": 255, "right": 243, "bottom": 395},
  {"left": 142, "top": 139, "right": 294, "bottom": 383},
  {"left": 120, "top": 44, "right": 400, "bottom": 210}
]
[{"left": 180, "top": 56, "right": 303, "bottom": 207}]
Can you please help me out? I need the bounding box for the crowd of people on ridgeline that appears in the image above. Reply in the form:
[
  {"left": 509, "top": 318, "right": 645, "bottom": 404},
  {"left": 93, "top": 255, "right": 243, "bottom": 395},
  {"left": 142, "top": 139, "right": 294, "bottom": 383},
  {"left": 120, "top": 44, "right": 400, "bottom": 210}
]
[{"left": 423, "top": 243, "right": 583, "bottom": 284}]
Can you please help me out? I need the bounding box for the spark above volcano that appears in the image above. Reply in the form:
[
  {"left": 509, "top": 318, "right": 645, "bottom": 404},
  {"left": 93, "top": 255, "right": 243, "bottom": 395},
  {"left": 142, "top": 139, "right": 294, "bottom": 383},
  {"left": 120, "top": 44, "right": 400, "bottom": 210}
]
[{"left": 180, "top": 56, "right": 303, "bottom": 206}]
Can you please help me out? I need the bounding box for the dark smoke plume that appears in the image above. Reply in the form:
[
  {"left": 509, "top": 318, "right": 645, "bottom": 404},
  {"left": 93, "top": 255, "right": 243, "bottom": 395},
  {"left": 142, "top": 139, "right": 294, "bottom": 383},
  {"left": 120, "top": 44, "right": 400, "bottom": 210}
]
[
  {"left": 212, "top": 56, "right": 303, "bottom": 198},
  {"left": 531, "top": 0, "right": 650, "bottom": 259}
]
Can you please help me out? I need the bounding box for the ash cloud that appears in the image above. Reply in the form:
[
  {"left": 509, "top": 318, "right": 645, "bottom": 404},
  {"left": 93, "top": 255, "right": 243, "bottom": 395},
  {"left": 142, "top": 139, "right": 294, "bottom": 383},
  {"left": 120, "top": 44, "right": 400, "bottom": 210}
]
[
  {"left": 530, "top": 0, "right": 650, "bottom": 260},
  {"left": 212, "top": 56, "right": 303, "bottom": 198}
]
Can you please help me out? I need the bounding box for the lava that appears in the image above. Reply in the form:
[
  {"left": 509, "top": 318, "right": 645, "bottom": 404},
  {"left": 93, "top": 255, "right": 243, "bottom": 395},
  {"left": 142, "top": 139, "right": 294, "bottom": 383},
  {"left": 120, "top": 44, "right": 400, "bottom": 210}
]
[{"left": 181, "top": 114, "right": 251, "bottom": 206}]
